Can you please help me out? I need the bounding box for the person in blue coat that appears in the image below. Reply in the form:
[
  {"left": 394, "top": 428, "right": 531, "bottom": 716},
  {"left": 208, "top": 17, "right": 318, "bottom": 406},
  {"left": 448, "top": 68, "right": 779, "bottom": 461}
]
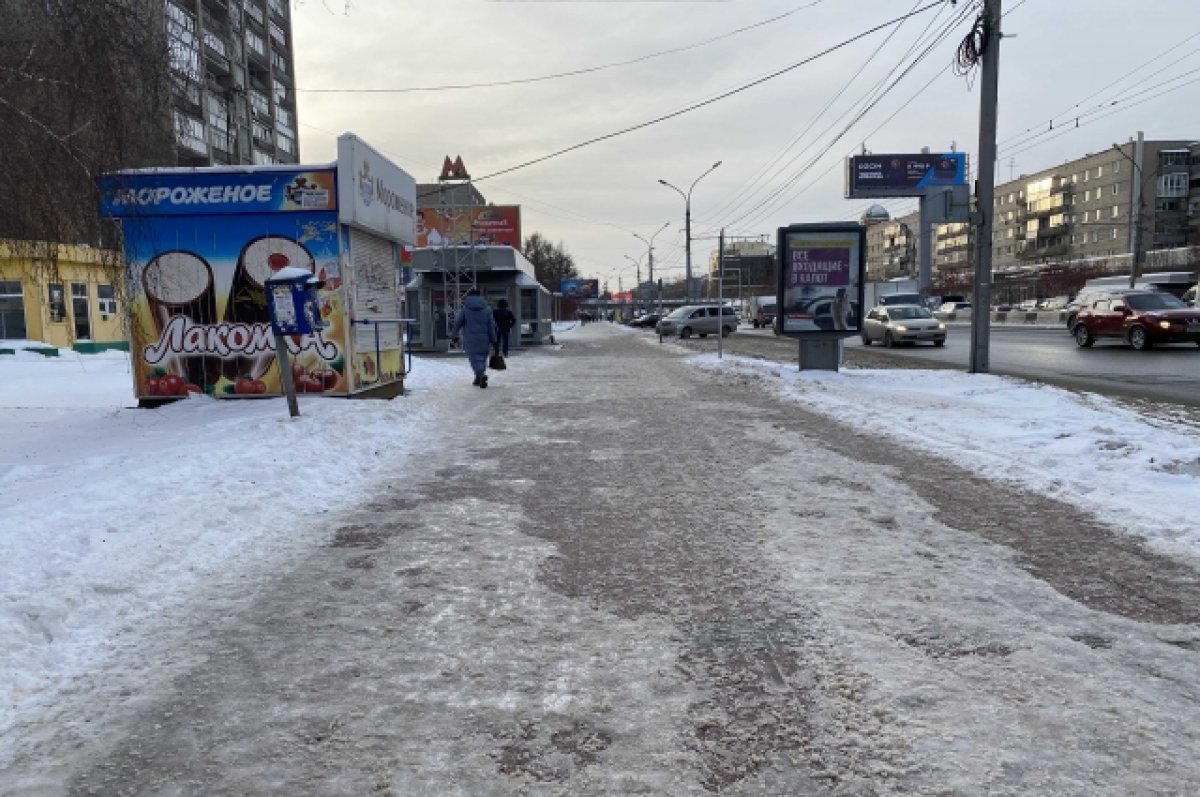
[{"left": 451, "top": 288, "right": 498, "bottom": 388}]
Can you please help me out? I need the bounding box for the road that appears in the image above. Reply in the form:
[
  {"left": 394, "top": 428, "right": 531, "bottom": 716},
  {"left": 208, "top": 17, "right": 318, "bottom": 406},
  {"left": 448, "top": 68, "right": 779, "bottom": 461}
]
[
  {"left": 733, "top": 322, "right": 1200, "bottom": 408},
  {"left": 12, "top": 323, "right": 1200, "bottom": 795}
]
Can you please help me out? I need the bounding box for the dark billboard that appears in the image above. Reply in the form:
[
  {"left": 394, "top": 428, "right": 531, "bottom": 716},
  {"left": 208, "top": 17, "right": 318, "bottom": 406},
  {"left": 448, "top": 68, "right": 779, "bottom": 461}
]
[
  {"left": 845, "top": 153, "right": 967, "bottom": 198},
  {"left": 559, "top": 278, "right": 599, "bottom": 299}
]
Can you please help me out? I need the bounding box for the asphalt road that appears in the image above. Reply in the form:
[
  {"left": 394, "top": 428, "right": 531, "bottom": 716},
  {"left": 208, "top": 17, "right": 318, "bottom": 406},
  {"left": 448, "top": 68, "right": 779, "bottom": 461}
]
[{"left": 731, "top": 322, "right": 1200, "bottom": 408}]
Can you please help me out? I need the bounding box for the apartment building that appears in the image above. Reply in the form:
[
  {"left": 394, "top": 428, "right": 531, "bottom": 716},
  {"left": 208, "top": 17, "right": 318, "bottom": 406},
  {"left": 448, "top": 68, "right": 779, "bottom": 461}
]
[
  {"left": 863, "top": 138, "right": 1198, "bottom": 286},
  {"left": 165, "top": 0, "right": 299, "bottom": 167},
  {"left": 863, "top": 206, "right": 919, "bottom": 281}
]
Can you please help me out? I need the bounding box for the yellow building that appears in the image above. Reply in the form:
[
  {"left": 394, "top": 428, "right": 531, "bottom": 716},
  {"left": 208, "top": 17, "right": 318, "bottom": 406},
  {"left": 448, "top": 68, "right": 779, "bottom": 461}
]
[{"left": 0, "top": 241, "right": 128, "bottom": 353}]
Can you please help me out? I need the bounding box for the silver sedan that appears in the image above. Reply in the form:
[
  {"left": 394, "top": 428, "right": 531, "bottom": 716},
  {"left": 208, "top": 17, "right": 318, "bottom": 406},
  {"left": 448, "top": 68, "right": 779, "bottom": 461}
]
[{"left": 861, "top": 304, "right": 946, "bottom": 347}]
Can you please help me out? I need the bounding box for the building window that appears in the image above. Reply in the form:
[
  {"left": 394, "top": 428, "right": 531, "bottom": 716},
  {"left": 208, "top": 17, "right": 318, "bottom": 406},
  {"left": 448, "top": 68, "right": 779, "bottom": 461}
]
[
  {"left": 245, "top": 1, "right": 265, "bottom": 25},
  {"left": 1160, "top": 151, "right": 1189, "bottom": 167},
  {"left": 166, "top": 3, "right": 200, "bottom": 80},
  {"left": 1095, "top": 166, "right": 1103, "bottom": 178},
  {"left": 1112, "top": 229, "right": 1119, "bottom": 240},
  {"left": 277, "top": 132, "right": 296, "bottom": 155},
  {"left": 1111, "top": 206, "right": 1119, "bottom": 219},
  {"left": 1091, "top": 231, "right": 1099, "bottom": 243},
  {"left": 246, "top": 29, "right": 266, "bottom": 57},
  {"left": 97, "top": 284, "right": 118, "bottom": 315},
  {"left": 252, "top": 119, "right": 273, "bottom": 144},
  {"left": 252, "top": 148, "right": 276, "bottom": 165},
  {"left": 1113, "top": 161, "right": 1120, "bottom": 174},
  {"left": 173, "top": 111, "right": 207, "bottom": 154},
  {"left": 1111, "top": 183, "right": 1119, "bottom": 195},
  {"left": 1158, "top": 173, "right": 1187, "bottom": 197},
  {"left": 48, "top": 283, "right": 66, "bottom": 322},
  {"left": 249, "top": 90, "right": 270, "bottom": 118}
]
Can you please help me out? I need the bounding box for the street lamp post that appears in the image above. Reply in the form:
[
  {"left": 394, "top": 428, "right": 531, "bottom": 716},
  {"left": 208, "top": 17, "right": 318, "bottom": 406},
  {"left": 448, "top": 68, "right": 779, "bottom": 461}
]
[
  {"left": 1111, "top": 132, "right": 1145, "bottom": 289},
  {"left": 659, "top": 161, "right": 721, "bottom": 301},
  {"left": 624, "top": 254, "right": 644, "bottom": 309},
  {"left": 633, "top": 221, "right": 670, "bottom": 306}
]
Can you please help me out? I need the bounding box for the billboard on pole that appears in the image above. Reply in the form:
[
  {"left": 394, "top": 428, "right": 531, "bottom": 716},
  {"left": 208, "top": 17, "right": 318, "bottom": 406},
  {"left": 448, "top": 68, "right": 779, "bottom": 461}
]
[{"left": 845, "top": 153, "right": 967, "bottom": 198}]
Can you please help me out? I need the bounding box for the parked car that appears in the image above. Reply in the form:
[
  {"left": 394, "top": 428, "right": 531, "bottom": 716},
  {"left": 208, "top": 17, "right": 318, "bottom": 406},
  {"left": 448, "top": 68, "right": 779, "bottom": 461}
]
[
  {"left": 628, "top": 312, "right": 661, "bottom": 328},
  {"left": 936, "top": 301, "right": 973, "bottom": 317},
  {"left": 861, "top": 304, "right": 946, "bottom": 347},
  {"left": 877, "top": 292, "right": 924, "bottom": 307},
  {"left": 656, "top": 305, "right": 738, "bottom": 338},
  {"left": 1071, "top": 290, "right": 1200, "bottom": 350}
]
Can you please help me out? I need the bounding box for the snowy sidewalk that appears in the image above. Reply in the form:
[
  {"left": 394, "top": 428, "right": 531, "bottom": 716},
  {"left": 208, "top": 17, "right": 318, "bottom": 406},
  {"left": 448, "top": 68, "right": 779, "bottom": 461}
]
[{"left": 4, "top": 324, "right": 1200, "bottom": 795}]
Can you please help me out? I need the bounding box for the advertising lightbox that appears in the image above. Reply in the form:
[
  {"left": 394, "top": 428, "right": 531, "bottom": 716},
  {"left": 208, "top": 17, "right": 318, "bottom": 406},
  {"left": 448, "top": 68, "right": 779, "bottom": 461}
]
[{"left": 775, "top": 223, "right": 865, "bottom": 338}]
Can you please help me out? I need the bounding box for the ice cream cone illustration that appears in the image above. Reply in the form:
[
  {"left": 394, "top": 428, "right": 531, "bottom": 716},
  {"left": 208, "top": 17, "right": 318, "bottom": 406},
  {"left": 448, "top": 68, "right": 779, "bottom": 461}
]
[
  {"left": 223, "top": 235, "right": 315, "bottom": 379},
  {"left": 142, "top": 250, "right": 221, "bottom": 389}
]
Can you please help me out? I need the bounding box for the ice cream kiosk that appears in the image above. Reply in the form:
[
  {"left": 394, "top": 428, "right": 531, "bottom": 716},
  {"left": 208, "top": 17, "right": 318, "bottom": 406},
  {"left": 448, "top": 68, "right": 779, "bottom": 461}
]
[{"left": 98, "top": 134, "right": 415, "bottom": 403}]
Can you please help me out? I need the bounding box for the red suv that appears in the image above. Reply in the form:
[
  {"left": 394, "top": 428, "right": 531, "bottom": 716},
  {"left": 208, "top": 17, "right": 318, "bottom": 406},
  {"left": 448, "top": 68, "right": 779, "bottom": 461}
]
[{"left": 1072, "top": 290, "right": 1200, "bottom": 350}]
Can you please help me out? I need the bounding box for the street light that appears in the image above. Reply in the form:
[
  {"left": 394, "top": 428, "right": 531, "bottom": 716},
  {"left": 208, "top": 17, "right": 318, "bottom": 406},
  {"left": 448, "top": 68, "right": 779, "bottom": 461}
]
[
  {"left": 659, "top": 161, "right": 721, "bottom": 301},
  {"left": 1111, "top": 134, "right": 1144, "bottom": 289},
  {"left": 633, "top": 221, "right": 670, "bottom": 295}
]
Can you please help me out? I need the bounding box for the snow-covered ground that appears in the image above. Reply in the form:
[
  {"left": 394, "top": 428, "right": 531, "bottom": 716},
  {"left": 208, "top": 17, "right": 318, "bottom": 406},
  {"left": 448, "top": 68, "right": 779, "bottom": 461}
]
[{"left": 3, "top": 324, "right": 1200, "bottom": 777}]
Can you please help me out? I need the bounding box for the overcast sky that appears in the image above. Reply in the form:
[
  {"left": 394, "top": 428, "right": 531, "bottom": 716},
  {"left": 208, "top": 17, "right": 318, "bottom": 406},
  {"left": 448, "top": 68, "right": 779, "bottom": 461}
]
[{"left": 290, "top": 1, "right": 1197, "bottom": 289}]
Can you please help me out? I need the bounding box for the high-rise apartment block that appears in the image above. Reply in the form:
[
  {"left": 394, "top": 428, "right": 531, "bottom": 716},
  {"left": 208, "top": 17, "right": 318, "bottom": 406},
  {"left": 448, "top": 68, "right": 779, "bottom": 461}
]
[{"left": 164, "top": 0, "right": 299, "bottom": 167}]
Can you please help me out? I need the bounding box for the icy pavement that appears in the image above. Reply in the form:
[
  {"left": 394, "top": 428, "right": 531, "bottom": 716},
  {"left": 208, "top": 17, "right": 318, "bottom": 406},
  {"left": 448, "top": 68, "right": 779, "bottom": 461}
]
[{"left": 4, "top": 323, "right": 1200, "bottom": 795}]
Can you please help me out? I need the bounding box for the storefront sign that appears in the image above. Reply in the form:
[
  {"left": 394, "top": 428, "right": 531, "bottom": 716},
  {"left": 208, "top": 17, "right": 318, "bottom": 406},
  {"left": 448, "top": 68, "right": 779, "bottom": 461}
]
[{"left": 337, "top": 133, "right": 416, "bottom": 243}]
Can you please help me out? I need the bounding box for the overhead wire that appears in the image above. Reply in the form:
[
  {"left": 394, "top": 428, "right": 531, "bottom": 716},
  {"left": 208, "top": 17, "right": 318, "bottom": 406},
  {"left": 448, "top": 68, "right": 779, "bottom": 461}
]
[
  {"left": 996, "top": 29, "right": 1200, "bottom": 147},
  {"left": 470, "top": 1, "right": 947, "bottom": 184},
  {"left": 724, "top": 1, "right": 976, "bottom": 232},
  {"left": 294, "top": 0, "right": 831, "bottom": 94},
  {"left": 707, "top": 0, "right": 936, "bottom": 224}
]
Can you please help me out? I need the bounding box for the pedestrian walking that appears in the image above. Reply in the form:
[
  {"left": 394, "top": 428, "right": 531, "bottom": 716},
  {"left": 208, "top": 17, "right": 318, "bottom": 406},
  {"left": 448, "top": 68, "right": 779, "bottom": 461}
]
[
  {"left": 451, "top": 288, "right": 498, "bottom": 388},
  {"left": 492, "top": 297, "right": 517, "bottom": 357}
]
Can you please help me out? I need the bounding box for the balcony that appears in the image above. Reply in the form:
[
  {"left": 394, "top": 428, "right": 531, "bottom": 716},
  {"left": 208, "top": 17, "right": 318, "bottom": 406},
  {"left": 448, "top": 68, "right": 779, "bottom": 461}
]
[
  {"left": 1037, "top": 222, "right": 1069, "bottom": 237},
  {"left": 1016, "top": 241, "right": 1068, "bottom": 260}
]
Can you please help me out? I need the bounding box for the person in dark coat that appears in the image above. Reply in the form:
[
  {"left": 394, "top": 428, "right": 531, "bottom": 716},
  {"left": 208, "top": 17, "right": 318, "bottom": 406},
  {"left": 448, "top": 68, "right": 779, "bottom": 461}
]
[
  {"left": 451, "top": 288, "right": 498, "bottom": 388},
  {"left": 492, "top": 297, "right": 517, "bottom": 357}
]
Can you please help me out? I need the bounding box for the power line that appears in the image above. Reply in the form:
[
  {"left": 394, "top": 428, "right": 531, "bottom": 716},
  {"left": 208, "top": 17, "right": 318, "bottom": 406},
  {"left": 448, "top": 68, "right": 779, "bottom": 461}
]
[
  {"left": 727, "top": 2, "right": 975, "bottom": 230},
  {"left": 471, "top": 1, "right": 947, "bottom": 184},
  {"left": 708, "top": 0, "right": 939, "bottom": 224},
  {"left": 996, "top": 29, "right": 1200, "bottom": 147},
  {"left": 294, "top": 0, "right": 830, "bottom": 94}
]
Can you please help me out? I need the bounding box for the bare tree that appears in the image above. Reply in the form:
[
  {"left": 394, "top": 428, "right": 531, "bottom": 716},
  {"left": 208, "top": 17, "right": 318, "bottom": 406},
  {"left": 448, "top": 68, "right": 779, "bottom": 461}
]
[
  {"left": 1, "top": 0, "right": 174, "bottom": 245},
  {"left": 0, "top": 0, "right": 176, "bottom": 342},
  {"left": 522, "top": 232, "right": 579, "bottom": 292}
]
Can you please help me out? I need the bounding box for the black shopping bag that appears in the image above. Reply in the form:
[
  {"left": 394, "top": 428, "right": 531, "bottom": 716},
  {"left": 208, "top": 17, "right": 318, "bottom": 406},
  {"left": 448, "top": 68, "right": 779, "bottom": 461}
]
[{"left": 489, "top": 353, "right": 507, "bottom": 370}]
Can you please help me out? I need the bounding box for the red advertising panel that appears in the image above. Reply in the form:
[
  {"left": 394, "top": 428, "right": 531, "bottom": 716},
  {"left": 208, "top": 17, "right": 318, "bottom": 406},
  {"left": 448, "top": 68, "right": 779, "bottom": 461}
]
[{"left": 416, "top": 205, "right": 522, "bottom": 248}]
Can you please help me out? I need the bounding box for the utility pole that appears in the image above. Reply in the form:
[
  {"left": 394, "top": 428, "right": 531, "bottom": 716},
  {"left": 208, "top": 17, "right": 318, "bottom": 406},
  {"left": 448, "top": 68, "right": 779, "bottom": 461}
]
[
  {"left": 970, "top": 0, "right": 1002, "bottom": 374},
  {"left": 1129, "top": 131, "right": 1145, "bottom": 288}
]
